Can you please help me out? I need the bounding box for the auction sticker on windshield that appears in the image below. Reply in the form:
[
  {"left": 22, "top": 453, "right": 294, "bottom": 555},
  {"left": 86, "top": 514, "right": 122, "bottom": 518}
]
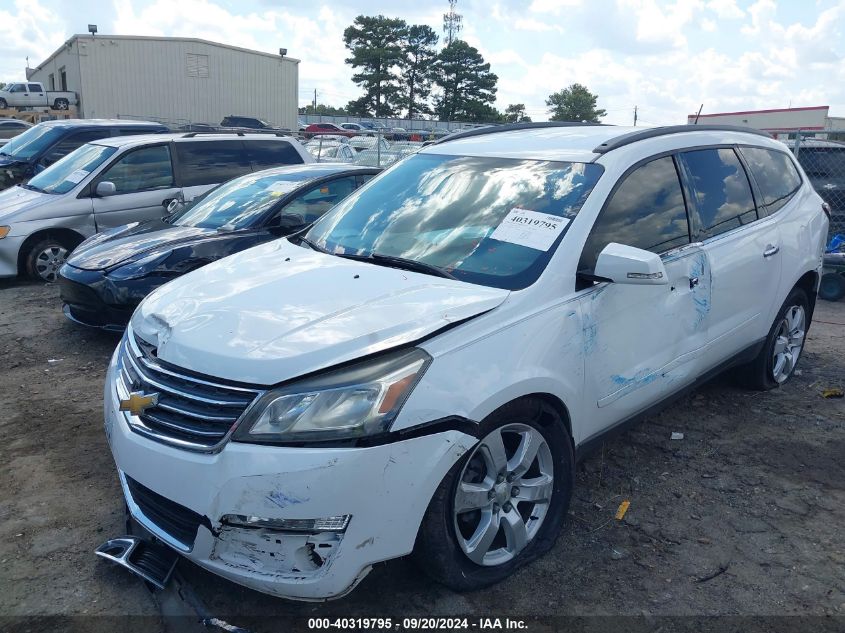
[
  {"left": 490, "top": 207, "right": 570, "bottom": 251},
  {"left": 266, "top": 181, "right": 300, "bottom": 197},
  {"left": 65, "top": 169, "right": 89, "bottom": 184}
]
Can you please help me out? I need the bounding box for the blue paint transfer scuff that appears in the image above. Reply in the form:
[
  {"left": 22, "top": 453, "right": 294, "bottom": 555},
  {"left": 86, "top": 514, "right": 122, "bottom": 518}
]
[
  {"left": 266, "top": 491, "right": 309, "bottom": 509},
  {"left": 610, "top": 368, "right": 660, "bottom": 390}
]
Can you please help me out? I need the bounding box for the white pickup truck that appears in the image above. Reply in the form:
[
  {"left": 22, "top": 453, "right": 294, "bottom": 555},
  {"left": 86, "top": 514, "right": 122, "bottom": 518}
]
[{"left": 0, "top": 82, "right": 77, "bottom": 110}]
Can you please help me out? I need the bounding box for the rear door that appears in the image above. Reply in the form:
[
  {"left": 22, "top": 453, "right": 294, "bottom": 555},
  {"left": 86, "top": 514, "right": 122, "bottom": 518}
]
[
  {"left": 27, "top": 84, "right": 45, "bottom": 107},
  {"left": 91, "top": 143, "right": 180, "bottom": 230},
  {"left": 578, "top": 155, "right": 710, "bottom": 442},
  {"left": 678, "top": 147, "right": 782, "bottom": 370}
]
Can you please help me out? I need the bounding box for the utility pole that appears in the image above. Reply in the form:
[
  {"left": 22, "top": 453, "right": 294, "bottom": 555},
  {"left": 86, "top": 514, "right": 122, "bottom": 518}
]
[
  {"left": 443, "top": 0, "right": 463, "bottom": 46},
  {"left": 633, "top": 105, "right": 637, "bottom": 127},
  {"left": 313, "top": 89, "right": 317, "bottom": 113}
]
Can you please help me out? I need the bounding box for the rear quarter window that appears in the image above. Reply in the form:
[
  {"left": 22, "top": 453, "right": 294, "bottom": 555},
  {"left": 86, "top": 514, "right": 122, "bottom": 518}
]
[
  {"left": 739, "top": 147, "right": 802, "bottom": 214},
  {"left": 245, "top": 140, "right": 304, "bottom": 168},
  {"left": 174, "top": 140, "right": 252, "bottom": 187}
]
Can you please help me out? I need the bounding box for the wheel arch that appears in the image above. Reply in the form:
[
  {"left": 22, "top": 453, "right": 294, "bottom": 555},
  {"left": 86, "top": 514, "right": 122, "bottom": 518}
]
[
  {"left": 793, "top": 269, "right": 819, "bottom": 320},
  {"left": 17, "top": 227, "right": 86, "bottom": 274}
]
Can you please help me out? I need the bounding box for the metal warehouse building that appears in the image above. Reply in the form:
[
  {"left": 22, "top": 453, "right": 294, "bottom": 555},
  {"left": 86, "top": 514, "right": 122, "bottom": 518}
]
[{"left": 26, "top": 34, "right": 299, "bottom": 130}]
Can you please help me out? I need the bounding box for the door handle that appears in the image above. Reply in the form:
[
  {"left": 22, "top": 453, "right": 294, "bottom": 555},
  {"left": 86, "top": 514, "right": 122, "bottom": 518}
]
[
  {"left": 763, "top": 244, "right": 780, "bottom": 258},
  {"left": 689, "top": 276, "right": 699, "bottom": 289}
]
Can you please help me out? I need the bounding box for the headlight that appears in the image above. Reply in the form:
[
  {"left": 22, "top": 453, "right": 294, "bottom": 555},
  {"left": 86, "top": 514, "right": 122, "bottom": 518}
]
[
  {"left": 0, "top": 226, "right": 9, "bottom": 239},
  {"left": 234, "top": 348, "right": 431, "bottom": 443},
  {"left": 107, "top": 251, "right": 172, "bottom": 280}
]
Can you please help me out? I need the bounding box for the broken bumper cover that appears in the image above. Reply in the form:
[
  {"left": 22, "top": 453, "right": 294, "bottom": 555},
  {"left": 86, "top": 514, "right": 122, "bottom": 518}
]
[{"left": 104, "top": 360, "right": 476, "bottom": 600}]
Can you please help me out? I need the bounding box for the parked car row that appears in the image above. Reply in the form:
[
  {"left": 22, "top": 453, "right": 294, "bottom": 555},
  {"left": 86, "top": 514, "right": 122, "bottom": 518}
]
[
  {"left": 0, "top": 120, "right": 829, "bottom": 604},
  {"left": 0, "top": 120, "right": 313, "bottom": 282}
]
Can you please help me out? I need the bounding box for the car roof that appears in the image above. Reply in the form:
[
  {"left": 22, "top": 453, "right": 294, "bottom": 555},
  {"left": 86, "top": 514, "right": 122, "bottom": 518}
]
[
  {"left": 36, "top": 118, "right": 166, "bottom": 129},
  {"left": 422, "top": 123, "right": 785, "bottom": 163},
  {"left": 91, "top": 132, "right": 301, "bottom": 149}
]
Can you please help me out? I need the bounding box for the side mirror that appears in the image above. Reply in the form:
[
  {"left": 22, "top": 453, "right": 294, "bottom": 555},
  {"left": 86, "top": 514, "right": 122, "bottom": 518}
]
[
  {"left": 273, "top": 213, "right": 306, "bottom": 232},
  {"left": 95, "top": 181, "right": 116, "bottom": 197},
  {"left": 594, "top": 242, "right": 668, "bottom": 285}
]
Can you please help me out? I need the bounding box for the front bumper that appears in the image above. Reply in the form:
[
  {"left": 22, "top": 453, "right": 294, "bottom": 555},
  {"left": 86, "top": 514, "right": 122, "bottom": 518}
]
[
  {"left": 104, "top": 355, "right": 475, "bottom": 600},
  {"left": 58, "top": 265, "right": 139, "bottom": 330},
  {"left": 0, "top": 235, "right": 25, "bottom": 277}
]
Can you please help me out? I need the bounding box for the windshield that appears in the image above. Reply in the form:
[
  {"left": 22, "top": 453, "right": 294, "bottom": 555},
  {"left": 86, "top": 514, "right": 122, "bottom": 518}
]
[
  {"left": 799, "top": 148, "right": 845, "bottom": 178},
  {"left": 26, "top": 143, "right": 117, "bottom": 194},
  {"left": 304, "top": 153, "right": 603, "bottom": 290},
  {"left": 171, "top": 171, "right": 306, "bottom": 229},
  {"left": 0, "top": 125, "right": 66, "bottom": 160}
]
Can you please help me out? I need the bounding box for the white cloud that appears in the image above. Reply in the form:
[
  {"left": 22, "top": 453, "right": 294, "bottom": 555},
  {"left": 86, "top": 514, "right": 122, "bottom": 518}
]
[
  {"left": 513, "top": 18, "right": 561, "bottom": 32},
  {"left": 0, "top": 0, "right": 67, "bottom": 82},
  {"left": 528, "top": 0, "right": 583, "bottom": 14},
  {"left": 706, "top": 0, "right": 744, "bottom": 19}
]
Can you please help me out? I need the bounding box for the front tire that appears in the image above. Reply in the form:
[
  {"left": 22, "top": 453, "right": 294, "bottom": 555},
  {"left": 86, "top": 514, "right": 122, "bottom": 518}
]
[
  {"left": 24, "top": 238, "right": 70, "bottom": 282},
  {"left": 414, "top": 398, "right": 574, "bottom": 591},
  {"left": 0, "top": 98, "right": 7, "bottom": 109},
  {"left": 737, "top": 287, "right": 810, "bottom": 390}
]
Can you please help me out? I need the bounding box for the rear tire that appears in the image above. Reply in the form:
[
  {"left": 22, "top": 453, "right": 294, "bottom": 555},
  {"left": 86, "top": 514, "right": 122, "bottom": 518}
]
[
  {"left": 819, "top": 272, "right": 845, "bottom": 302},
  {"left": 413, "top": 398, "right": 574, "bottom": 592},
  {"left": 735, "top": 287, "right": 810, "bottom": 390},
  {"left": 53, "top": 98, "right": 69, "bottom": 110},
  {"left": 24, "top": 237, "right": 71, "bottom": 282}
]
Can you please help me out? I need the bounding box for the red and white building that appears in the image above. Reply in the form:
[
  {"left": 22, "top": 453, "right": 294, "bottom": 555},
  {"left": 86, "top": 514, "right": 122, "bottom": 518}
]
[{"left": 686, "top": 105, "right": 845, "bottom": 138}]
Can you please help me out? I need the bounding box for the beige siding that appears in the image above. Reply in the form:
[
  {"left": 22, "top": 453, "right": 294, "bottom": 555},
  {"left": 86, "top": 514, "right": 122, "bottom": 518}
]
[{"left": 31, "top": 36, "right": 298, "bottom": 129}]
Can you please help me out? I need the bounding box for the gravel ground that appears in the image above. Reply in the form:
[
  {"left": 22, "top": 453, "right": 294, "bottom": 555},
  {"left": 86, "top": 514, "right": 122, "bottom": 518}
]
[{"left": 0, "top": 279, "right": 843, "bottom": 632}]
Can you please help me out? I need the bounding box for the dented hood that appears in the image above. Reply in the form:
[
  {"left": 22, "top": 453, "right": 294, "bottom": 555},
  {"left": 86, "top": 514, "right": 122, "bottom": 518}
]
[{"left": 132, "top": 238, "right": 509, "bottom": 385}]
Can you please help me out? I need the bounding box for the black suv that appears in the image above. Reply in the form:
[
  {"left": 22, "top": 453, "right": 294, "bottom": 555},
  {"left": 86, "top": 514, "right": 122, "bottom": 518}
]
[
  {"left": 0, "top": 119, "right": 168, "bottom": 190},
  {"left": 792, "top": 138, "right": 845, "bottom": 235}
]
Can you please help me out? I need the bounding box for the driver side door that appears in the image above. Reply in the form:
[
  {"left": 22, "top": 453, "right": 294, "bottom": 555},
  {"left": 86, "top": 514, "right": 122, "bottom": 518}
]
[
  {"left": 91, "top": 144, "right": 181, "bottom": 230},
  {"left": 577, "top": 155, "right": 712, "bottom": 444},
  {"left": 270, "top": 175, "right": 359, "bottom": 230}
]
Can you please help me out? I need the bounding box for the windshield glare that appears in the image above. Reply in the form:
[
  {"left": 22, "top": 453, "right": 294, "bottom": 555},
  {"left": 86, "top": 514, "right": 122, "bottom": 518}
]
[
  {"left": 0, "top": 125, "right": 65, "bottom": 160},
  {"left": 171, "top": 171, "right": 304, "bottom": 229},
  {"left": 26, "top": 143, "right": 117, "bottom": 194},
  {"left": 304, "top": 153, "right": 603, "bottom": 290}
]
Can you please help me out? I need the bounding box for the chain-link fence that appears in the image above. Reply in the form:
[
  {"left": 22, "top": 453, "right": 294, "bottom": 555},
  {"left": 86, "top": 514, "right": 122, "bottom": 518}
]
[
  {"left": 780, "top": 131, "right": 845, "bottom": 247},
  {"left": 299, "top": 131, "right": 424, "bottom": 169}
]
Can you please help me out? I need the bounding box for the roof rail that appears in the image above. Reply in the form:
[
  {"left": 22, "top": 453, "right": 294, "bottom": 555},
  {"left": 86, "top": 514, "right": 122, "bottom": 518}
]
[
  {"left": 181, "top": 131, "right": 245, "bottom": 138},
  {"left": 432, "top": 121, "right": 610, "bottom": 145},
  {"left": 592, "top": 124, "right": 773, "bottom": 154}
]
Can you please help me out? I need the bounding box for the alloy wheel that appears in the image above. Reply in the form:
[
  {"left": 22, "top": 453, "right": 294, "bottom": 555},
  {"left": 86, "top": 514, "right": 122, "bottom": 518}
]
[
  {"left": 453, "top": 423, "right": 554, "bottom": 567},
  {"left": 34, "top": 245, "right": 68, "bottom": 282},
  {"left": 772, "top": 305, "right": 805, "bottom": 383}
]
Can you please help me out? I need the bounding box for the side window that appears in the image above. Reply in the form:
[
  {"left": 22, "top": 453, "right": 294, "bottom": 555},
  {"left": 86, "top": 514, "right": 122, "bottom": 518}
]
[
  {"left": 42, "top": 130, "right": 111, "bottom": 165},
  {"left": 681, "top": 148, "right": 757, "bottom": 238},
  {"left": 356, "top": 173, "right": 376, "bottom": 186},
  {"left": 739, "top": 147, "right": 802, "bottom": 215},
  {"left": 245, "top": 140, "right": 304, "bottom": 168},
  {"left": 28, "top": 84, "right": 42, "bottom": 92},
  {"left": 580, "top": 156, "right": 690, "bottom": 271},
  {"left": 9, "top": 84, "right": 25, "bottom": 93},
  {"left": 174, "top": 141, "right": 252, "bottom": 187},
  {"left": 100, "top": 145, "right": 174, "bottom": 193},
  {"left": 279, "top": 176, "right": 358, "bottom": 225}
]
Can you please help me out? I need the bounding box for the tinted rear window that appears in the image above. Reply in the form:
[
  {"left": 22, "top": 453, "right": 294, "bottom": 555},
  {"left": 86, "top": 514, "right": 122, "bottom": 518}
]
[
  {"left": 245, "top": 140, "right": 304, "bottom": 168},
  {"left": 174, "top": 141, "right": 252, "bottom": 187},
  {"left": 682, "top": 148, "right": 758, "bottom": 237},
  {"left": 739, "top": 147, "right": 802, "bottom": 214}
]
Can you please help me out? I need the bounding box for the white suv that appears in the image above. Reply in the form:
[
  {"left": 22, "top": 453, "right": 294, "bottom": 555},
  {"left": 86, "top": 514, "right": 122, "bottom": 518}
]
[{"left": 102, "top": 124, "right": 828, "bottom": 600}]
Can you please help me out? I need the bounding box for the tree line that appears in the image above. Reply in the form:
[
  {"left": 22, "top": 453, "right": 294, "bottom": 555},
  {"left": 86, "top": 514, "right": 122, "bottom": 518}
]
[{"left": 299, "top": 14, "right": 607, "bottom": 124}]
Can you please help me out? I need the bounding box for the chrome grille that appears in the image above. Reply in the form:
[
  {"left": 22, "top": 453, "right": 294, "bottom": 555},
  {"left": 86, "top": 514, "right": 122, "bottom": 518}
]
[{"left": 116, "top": 331, "right": 262, "bottom": 452}]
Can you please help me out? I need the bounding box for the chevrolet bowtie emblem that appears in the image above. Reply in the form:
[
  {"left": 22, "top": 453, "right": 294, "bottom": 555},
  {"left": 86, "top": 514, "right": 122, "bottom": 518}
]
[{"left": 119, "top": 391, "right": 159, "bottom": 416}]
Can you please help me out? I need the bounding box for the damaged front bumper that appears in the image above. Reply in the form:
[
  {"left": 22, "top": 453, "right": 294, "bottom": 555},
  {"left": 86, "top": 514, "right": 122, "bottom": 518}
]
[{"left": 104, "top": 359, "right": 475, "bottom": 601}]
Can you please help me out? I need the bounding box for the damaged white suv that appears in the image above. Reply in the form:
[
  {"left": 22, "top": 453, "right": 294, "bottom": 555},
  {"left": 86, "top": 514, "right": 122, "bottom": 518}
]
[{"left": 102, "top": 124, "right": 828, "bottom": 600}]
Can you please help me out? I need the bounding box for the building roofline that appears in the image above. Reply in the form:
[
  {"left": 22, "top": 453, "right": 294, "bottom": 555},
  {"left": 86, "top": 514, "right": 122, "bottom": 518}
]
[
  {"left": 687, "top": 105, "right": 829, "bottom": 118},
  {"left": 32, "top": 33, "right": 301, "bottom": 73}
]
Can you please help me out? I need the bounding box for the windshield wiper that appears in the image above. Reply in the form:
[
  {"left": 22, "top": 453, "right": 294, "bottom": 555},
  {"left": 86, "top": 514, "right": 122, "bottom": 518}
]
[
  {"left": 294, "top": 234, "right": 331, "bottom": 254},
  {"left": 339, "top": 252, "right": 457, "bottom": 280}
]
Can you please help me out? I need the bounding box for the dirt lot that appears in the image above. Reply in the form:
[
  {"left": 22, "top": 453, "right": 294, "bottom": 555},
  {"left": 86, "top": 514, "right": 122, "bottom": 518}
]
[{"left": 1, "top": 278, "right": 843, "bottom": 632}]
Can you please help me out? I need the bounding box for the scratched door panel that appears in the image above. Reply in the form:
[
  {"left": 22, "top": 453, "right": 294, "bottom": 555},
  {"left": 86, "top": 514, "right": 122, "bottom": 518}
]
[{"left": 578, "top": 247, "right": 710, "bottom": 440}]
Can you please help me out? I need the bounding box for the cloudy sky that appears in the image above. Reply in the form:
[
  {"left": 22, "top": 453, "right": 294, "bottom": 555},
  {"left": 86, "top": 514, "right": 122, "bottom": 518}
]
[{"left": 1, "top": 0, "right": 843, "bottom": 124}]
